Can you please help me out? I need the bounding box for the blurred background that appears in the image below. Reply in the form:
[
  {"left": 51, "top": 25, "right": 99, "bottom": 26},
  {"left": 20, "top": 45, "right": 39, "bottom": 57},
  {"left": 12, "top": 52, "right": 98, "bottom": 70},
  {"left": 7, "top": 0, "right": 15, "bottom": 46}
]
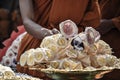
[{"left": 0, "top": 0, "right": 22, "bottom": 48}]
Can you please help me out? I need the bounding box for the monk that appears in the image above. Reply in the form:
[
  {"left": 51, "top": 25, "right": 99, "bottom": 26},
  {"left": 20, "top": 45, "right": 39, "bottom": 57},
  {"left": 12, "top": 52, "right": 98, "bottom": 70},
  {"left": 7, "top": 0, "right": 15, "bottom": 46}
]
[
  {"left": 17, "top": 0, "right": 101, "bottom": 79},
  {"left": 96, "top": 0, "right": 120, "bottom": 80}
]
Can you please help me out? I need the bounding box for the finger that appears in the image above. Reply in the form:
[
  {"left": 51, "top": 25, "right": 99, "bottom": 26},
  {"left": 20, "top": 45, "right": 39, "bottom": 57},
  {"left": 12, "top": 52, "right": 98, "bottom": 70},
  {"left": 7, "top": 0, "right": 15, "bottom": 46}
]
[
  {"left": 52, "top": 28, "right": 60, "bottom": 34},
  {"left": 44, "top": 30, "right": 53, "bottom": 36}
]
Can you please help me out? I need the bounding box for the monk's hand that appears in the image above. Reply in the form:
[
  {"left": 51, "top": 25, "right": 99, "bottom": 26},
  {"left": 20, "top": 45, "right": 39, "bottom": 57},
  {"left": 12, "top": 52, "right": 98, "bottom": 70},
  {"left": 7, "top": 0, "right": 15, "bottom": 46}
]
[
  {"left": 52, "top": 28, "right": 60, "bottom": 34},
  {"left": 40, "top": 28, "right": 53, "bottom": 38},
  {"left": 96, "top": 19, "right": 115, "bottom": 35}
]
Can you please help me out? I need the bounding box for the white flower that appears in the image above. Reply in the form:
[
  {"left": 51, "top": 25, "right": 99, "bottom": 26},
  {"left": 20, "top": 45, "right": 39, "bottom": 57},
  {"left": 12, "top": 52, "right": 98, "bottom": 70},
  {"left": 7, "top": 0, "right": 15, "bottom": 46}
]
[
  {"left": 6, "top": 50, "right": 15, "bottom": 58},
  {"left": 11, "top": 40, "right": 19, "bottom": 53},
  {"left": 59, "top": 20, "right": 78, "bottom": 38},
  {"left": 95, "top": 40, "right": 113, "bottom": 54},
  {"left": 2, "top": 56, "right": 12, "bottom": 67}
]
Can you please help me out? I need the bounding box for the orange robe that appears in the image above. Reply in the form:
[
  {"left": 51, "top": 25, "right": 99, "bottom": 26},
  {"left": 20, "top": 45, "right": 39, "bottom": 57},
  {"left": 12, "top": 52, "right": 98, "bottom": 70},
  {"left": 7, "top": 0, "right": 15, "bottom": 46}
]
[{"left": 17, "top": 0, "right": 100, "bottom": 79}]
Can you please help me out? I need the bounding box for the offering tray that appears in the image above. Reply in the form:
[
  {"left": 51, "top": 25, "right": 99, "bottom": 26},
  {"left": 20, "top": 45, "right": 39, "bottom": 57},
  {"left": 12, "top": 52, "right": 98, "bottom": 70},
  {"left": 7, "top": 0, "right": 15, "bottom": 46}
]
[{"left": 30, "top": 67, "right": 114, "bottom": 80}]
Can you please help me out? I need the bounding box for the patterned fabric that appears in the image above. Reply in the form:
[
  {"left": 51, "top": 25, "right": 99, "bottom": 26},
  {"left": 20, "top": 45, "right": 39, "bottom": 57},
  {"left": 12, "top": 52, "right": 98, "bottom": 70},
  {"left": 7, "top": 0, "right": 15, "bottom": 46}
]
[{"left": 0, "top": 26, "right": 26, "bottom": 68}]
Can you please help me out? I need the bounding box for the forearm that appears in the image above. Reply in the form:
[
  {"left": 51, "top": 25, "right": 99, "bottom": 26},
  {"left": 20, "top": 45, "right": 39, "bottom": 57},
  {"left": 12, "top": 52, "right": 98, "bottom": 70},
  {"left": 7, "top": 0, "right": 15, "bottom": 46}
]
[
  {"left": 96, "top": 19, "right": 116, "bottom": 35},
  {"left": 19, "top": 0, "right": 34, "bottom": 20},
  {"left": 19, "top": 0, "right": 44, "bottom": 39},
  {"left": 19, "top": 0, "right": 61, "bottom": 39},
  {"left": 23, "top": 18, "right": 43, "bottom": 39}
]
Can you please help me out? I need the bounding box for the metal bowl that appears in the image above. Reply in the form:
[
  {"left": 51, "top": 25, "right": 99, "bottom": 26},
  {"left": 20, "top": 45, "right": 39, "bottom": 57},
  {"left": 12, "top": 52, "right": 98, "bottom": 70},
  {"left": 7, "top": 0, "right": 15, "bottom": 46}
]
[{"left": 39, "top": 68, "right": 112, "bottom": 80}]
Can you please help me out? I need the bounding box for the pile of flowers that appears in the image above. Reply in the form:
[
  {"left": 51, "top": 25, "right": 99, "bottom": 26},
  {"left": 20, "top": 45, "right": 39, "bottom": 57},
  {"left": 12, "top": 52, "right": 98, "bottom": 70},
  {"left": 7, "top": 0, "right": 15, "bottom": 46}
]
[{"left": 19, "top": 20, "right": 120, "bottom": 71}]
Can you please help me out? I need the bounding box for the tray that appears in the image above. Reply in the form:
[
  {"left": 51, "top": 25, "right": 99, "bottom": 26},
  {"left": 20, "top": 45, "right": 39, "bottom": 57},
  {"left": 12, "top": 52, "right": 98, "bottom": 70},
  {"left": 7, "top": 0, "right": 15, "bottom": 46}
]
[{"left": 30, "top": 67, "right": 113, "bottom": 80}]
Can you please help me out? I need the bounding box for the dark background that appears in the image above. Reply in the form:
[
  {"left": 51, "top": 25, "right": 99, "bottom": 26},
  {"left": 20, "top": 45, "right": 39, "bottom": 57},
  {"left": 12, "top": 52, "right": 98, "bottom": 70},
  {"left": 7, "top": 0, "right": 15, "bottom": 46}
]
[{"left": 0, "top": 0, "right": 22, "bottom": 48}]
